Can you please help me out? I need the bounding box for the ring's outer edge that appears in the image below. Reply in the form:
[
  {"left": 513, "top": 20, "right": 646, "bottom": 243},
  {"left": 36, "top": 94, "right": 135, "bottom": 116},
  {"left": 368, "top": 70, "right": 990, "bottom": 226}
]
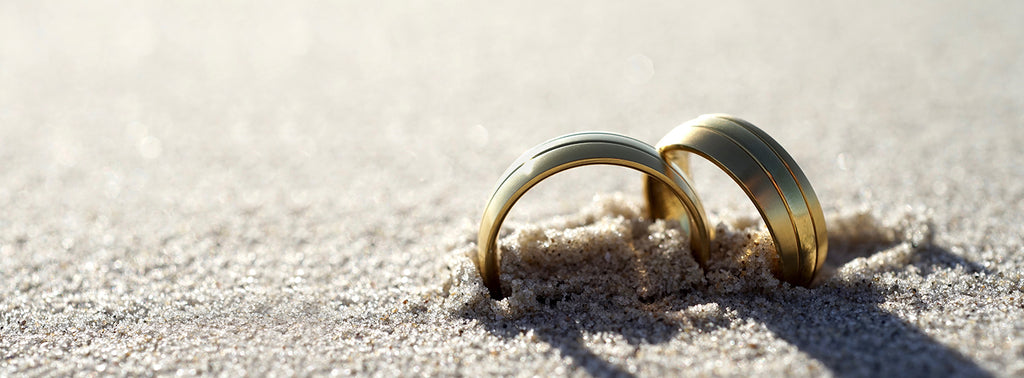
[
  {"left": 714, "top": 115, "right": 829, "bottom": 276},
  {"left": 477, "top": 132, "right": 711, "bottom": 299},
  {"left": 647, "top": 114, "right": 828, "bottom": 286}
]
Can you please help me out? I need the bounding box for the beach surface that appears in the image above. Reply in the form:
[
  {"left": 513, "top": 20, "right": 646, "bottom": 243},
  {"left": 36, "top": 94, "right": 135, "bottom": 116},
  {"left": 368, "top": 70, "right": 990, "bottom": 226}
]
[{"left": 2, "top": 1, "right": 1023, "bottom": 376}]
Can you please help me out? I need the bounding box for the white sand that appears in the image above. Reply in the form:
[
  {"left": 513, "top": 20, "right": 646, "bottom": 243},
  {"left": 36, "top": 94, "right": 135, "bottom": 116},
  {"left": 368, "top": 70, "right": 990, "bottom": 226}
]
[{"left": 2, "top": 1, "right": 1023, "bottom": 376}]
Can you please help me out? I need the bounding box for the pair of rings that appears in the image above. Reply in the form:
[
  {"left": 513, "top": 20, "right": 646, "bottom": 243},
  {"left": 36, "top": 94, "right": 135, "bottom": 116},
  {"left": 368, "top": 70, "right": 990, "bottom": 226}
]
[{"left": 475, "top": 114, "right": 828, "bottom": 299}]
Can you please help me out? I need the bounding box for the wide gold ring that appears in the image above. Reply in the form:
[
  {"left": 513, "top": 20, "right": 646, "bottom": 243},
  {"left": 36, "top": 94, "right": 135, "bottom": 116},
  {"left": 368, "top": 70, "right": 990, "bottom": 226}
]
[
  {"left": 477, "top": 132, "right": 713, "bottom": 299},
  {"left": 645, "top": 114, "right": 828, "bottom": 286}
]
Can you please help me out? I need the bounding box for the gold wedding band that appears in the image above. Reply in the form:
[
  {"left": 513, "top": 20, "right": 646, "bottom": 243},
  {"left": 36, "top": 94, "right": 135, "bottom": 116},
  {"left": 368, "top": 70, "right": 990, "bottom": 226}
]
[
  {"left": 645, "top": 114, "right": 828, "bottom": 286},
  {"left": 477, "top": 132, "right": 713, "bottom": 299}
]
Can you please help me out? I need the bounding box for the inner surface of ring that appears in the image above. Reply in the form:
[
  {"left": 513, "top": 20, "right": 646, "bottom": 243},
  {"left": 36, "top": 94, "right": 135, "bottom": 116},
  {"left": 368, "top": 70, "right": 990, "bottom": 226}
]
[{"left": 477, "top": 135, "right": 711, "bottom": 299}]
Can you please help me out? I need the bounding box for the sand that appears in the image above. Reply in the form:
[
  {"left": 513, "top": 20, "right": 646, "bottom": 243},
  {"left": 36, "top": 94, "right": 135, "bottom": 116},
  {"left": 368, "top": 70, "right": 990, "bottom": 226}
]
[{"left": 2, "top": 1, "right": 1023, "bottom": 376}]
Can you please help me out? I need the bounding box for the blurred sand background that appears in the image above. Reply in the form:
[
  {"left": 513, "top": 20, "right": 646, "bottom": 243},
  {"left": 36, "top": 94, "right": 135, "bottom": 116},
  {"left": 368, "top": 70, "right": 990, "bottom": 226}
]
[{"left": 2, "top": 1, "right": 1023, "bottom": 376}]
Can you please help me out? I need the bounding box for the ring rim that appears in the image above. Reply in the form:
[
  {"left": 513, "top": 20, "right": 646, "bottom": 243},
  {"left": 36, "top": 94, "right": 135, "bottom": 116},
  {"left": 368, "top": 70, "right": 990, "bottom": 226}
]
[
  {"left": 644, "top": 114, "right": 828, "bottom": 286},
  {"left": 476, "top": 132, "right": 712, "bottom": 299}
]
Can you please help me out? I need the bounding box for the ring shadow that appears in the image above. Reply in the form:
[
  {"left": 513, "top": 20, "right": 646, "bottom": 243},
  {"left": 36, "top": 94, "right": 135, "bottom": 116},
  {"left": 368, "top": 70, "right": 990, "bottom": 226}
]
[
  {"left": 458, "top": 219, "right": 994, "bottom": 377},
  {"left": 717, "top": 234, "right": 993, "bottom": 377}
]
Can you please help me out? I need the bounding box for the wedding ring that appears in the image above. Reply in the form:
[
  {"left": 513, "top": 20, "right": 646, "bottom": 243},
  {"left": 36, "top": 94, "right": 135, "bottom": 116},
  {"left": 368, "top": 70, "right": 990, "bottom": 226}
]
[
  {"left": 644, "top": 114, "right": 828, "bottom": 286},
  {"left": 477, "top": 132, "right": 713, "bottom": 299}
]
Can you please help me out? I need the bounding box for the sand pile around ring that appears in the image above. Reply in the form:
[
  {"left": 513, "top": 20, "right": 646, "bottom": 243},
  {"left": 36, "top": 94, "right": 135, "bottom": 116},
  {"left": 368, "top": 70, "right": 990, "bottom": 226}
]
[
  {"left": 441, "top": 194, "right": 939, "bottom": 320},
  {"left": 425, "top": 195, "right": 1006, "bottom": 376}
]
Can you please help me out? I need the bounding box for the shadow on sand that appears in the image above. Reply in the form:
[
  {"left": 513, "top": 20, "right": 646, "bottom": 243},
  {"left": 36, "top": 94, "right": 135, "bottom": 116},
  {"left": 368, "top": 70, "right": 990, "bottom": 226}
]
[{"left": 459, "top": 219, "right": 993, "bottom": 377}]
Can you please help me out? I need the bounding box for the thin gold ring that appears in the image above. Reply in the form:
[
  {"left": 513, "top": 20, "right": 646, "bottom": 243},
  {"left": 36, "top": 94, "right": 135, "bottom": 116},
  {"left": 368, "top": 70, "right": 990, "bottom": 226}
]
[
  {"left": 644, "top": 114, "right": 828, "bottom": 286},
  {"left": 477, "top": 132, "right": 713, "bottom": 299}
]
